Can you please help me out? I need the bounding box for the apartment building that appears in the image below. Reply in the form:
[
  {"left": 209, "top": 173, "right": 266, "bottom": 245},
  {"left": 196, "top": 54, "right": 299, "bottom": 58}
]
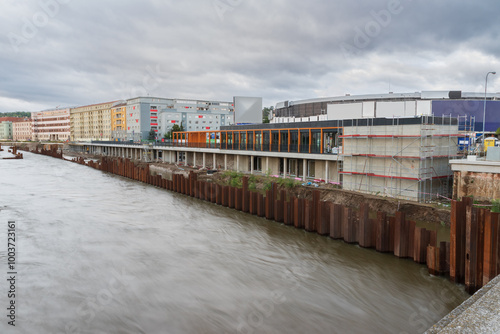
[
  {"left": 71, "top": 101, "right": 118, "bottom": 141},
  {"left": 13, "top": 119, "right": 32, "bottom": 141},
  {"left": 126, "top": 97, "right": 234, "bottom": 141},
  {"left": 0, "top": 122, "right": 13, "bottom": 140},
  {"left": 111, "top": 102, "right": 127, "bottom": 141},
  {"left": 32, "top": 108, "right": 70, "bottom": 141}
]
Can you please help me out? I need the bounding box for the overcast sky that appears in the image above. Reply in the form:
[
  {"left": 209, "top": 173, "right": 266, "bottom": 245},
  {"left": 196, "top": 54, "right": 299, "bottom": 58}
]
[{"left": 1, "top": 0, "right": 500, "bottom": 113}]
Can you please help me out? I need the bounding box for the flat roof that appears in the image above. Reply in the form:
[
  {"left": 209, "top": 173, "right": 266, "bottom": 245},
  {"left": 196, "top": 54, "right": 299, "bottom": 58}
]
[
  {"left": 276, "top": 91, "right": 500, "bottom": 108},
  {"left": 222, "top": 116, "right": 457, "bottom": 131}
]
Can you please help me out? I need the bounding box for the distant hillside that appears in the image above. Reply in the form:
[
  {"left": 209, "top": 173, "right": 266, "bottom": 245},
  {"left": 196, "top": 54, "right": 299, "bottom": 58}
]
[{"left": 0, "top": 111, "right": 31, "bottom": 118}]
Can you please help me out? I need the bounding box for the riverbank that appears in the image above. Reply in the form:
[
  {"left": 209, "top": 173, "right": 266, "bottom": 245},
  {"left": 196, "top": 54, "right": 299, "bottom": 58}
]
[
  {"left": 148, "top": 160, "right": 451, "bottom": 225},
  {"left": 12, "top": 141, "right": 452, "bottom": 225}
]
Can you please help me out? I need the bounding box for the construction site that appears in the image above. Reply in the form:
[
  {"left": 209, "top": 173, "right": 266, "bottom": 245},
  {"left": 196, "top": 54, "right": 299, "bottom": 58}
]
[{"left": 340, "top": 116, "right": 459, "bottom": 202}]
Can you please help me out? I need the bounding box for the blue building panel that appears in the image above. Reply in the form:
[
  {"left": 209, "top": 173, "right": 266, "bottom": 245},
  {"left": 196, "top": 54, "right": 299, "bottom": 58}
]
[{"left": 432, "top": 100, "right": 500, "bottom": 132}]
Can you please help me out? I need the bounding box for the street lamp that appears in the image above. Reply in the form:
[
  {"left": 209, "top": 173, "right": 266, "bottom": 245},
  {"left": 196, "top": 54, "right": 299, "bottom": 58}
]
[{"left": 483, "top": 71, "right": 496, "bottom": 141}]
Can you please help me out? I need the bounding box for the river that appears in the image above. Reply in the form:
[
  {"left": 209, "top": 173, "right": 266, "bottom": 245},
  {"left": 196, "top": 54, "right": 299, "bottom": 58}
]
[{"left": 0, "top": 148, "right": 469, "bottom": 334}]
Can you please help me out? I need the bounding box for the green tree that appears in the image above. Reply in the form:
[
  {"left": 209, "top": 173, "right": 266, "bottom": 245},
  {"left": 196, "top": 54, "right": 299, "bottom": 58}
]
[
  {"left": 0, "top": 111, "right": 31, "bottom": 118},
  {"left": 148, "top": 129, "right": 156, "bottom": 141},
  {"left": 262, "top": 106, "right": 273, "bottom": 123},
  {"left": 495, "top": 127, "right": 500, "bottom": 137},
  {"left": 165, "top": 123, "right": 184, "bottom": 140}
]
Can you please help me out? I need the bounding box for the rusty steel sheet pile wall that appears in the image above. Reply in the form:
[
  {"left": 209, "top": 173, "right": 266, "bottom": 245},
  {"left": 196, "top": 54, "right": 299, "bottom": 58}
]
[
  {"left": 3, "top": 145, "right": 24, "bottom": 159},
  {"left": 22, "top": 150, "right": 500, "bottom": 295},
  {"left": 449, "top": 197, "right": 500, "bottom": 294}
]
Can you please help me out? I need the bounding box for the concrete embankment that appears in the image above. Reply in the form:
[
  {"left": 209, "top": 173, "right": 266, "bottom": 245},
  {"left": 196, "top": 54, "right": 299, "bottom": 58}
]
[{"left": 426, "top": 275, "right": 500, "bottom": 333}]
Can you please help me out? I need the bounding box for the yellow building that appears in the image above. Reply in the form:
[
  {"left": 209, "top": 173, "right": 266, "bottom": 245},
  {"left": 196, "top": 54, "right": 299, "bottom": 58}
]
[
  {"left": 111, "top": 102, "right": 127, "bottom": 141},
  {"left": 71, "top": 101, "right": 120, "bottom": 141}
]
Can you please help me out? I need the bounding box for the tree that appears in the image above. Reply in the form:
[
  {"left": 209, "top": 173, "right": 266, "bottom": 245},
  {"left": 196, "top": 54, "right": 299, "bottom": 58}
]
[
  {"left": 0, "top": 111, "right": 31, "bottom": 118},
  {"left": 495, "top": 127, "right": 500, "bottom": 138},
  {"left": 262, "top": 106, "right": 273, "bottom": 123},
  {"left": 148, "top": 129, "right": 156, "bottom": 141},
  {"left": 165, "top": 123, "right": 184, "bottom": 140}
]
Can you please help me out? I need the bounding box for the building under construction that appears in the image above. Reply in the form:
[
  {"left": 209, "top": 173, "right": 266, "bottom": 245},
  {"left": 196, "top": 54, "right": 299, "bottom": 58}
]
[{"left": 340, "top": 116, "right": 458, "bottom": 202}]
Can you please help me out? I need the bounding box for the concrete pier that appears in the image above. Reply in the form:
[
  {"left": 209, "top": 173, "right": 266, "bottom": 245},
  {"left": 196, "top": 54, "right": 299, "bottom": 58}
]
[{"left": 426, "top": 275, "right": 500, "bottom": 333}]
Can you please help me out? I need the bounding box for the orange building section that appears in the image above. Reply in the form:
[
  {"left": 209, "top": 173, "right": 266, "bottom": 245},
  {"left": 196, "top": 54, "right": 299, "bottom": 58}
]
[
  {"left": 111, "top": 103, "right": 127, "bottom": 132},
  {"left": 173, "top": 126, "right": 343, "bottom": 154}
]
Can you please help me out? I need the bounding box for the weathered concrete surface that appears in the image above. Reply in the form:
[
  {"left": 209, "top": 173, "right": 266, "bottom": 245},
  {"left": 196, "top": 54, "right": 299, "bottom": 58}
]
[
  {"left": 426, "top": 275, "right": 500, "bottom": 333},
  {"left": 450, "top": 160, "right": 500, "bottom": 201}
]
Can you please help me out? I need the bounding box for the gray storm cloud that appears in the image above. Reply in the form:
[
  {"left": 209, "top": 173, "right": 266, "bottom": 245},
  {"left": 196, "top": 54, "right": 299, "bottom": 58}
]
[{"left": 1, "top": 0, "right": 499, "bottom": 112}]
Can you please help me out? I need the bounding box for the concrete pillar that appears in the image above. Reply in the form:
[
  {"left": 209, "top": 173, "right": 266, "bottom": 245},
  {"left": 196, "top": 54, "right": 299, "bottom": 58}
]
[
  {"left": 203, "top": 153, "right": 206, "bottom": 168},
  {"left": 193, "top": 152, "right": 196, "bottom": 167},
  {"left": 251, "top": 156, "right": 254, "bottom": 175},
  {"left": 325, "top": 160, "right": 329, "bottom": 183},
  {"left": 303, "top": 159, "right": 307, "bottom": 181},
  {"left": 284, "top": 158, "right": 287, "bottom": 178},
  {"left": 170, "top": 151, "right": 173, "bottom": 163},
  {"left": 224, "top": 154, "right": 228, "bottom": 170},
  {"left": 140, "top": 149, "right": 143, "bottom": 161},
  {"left": 236, "top": 155, "right": 240, "bottom": 172},
  {"left": 213, "top": 153, "right": 216, "bottom": 169},
  {"left": 266, "top": 157, "right": 269, "bottom": 174}
]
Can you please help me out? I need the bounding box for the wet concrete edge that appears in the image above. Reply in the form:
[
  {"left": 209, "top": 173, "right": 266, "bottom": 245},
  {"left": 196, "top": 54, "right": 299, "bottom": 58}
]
[{"left": 425, "top": 275, "right": 500, "bottom": 333}]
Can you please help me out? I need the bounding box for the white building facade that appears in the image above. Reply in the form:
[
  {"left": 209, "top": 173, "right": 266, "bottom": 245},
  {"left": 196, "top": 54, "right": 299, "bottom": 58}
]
[
  {"left": 32, "top": 108, "right": 71, "bottom": 141},
  {"left": 13, "top": 119, "right": 32, "bottom": 141}
]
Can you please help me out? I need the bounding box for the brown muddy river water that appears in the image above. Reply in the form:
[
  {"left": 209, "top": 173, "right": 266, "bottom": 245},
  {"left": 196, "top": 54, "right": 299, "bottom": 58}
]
[{"left": 0, "top": 149, "right": 469, "bottom": 333}]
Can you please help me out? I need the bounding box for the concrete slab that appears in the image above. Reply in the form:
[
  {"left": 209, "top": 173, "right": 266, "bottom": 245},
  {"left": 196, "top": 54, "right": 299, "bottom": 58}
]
[{"left": 426, "top": 275, "right": 500, "bottom": 333}]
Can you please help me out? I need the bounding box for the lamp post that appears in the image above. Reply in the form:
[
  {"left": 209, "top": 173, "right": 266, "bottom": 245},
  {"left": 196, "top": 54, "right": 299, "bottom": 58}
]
[{"left": 483, "top": 71, "right": 496, "bottom": 141}]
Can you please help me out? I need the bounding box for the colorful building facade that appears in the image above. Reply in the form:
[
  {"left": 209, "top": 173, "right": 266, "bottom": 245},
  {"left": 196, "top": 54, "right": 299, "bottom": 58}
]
[
  {"left": 111, "top": 102, "right": 127, "bottom": 141},
  {"left": 126, "top": 97, "right": 234, "bottom": 141}
]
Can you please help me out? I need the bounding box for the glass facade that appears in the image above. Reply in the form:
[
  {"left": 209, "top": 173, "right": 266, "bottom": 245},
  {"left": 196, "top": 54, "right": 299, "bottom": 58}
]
[{"left": 173, "top": 126, "right": 342, "bottom": 155}]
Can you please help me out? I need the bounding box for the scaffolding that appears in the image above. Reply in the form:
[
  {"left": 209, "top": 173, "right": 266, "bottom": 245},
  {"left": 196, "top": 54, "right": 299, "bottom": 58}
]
[
  {"left": 339, "top": 116, "right": 459, "bottom": 202},
  {"left": 457, "top": 115, "right": 476, "bottom": 155}
]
